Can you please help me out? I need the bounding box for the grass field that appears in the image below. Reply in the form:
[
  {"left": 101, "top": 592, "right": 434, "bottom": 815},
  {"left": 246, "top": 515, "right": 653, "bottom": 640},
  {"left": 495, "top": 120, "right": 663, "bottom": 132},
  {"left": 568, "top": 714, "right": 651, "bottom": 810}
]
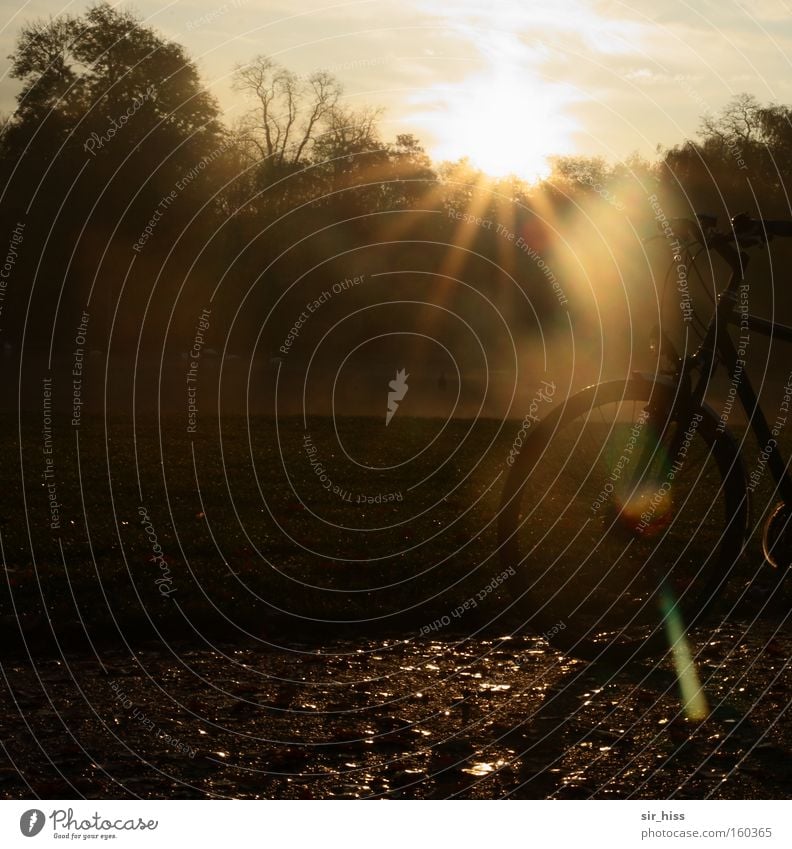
[
  {"left": 1, "top": 410, "right": 786, "bottom": 656},
  {"left": 1, "top": 415, "right": 527, "bottom": 648}
]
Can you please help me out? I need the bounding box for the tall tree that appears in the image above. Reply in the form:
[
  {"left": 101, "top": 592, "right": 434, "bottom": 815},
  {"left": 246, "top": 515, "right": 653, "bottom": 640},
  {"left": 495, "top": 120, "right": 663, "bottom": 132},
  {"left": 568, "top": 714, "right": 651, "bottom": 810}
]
[{"left": 0, "top": 2, "right": 229, "bottom": 354}]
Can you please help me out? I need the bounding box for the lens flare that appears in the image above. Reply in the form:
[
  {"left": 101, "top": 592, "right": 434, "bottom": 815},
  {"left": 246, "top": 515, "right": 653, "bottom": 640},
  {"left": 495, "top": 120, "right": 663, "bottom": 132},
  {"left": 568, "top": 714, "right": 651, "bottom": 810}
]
[{"left": 660, "top": 582, "right": 709, "bottom": 722}]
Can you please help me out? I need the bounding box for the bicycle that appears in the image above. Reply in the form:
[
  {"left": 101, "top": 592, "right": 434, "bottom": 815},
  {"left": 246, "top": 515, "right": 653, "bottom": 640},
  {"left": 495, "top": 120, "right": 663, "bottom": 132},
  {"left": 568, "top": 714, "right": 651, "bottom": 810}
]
[{"left": 498, "top": 212, "right": 792, "bottom": 662}]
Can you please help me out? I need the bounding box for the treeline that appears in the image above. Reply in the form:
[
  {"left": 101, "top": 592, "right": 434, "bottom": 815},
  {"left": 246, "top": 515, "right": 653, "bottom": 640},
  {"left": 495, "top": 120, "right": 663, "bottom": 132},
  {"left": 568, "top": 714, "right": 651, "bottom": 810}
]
[{"left": 0, "top": 2, "right": 790, "bottom": 375}]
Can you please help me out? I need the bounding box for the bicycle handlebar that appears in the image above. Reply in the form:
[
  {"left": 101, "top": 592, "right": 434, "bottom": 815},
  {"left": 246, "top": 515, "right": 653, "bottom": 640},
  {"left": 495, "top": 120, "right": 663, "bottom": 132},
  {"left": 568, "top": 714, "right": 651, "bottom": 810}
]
[
  {"left": 658, "top": 212, "right": 792, "bottom": 265},
  {"left": 762, "top": 219, "right": 792, "bottom": 237},
  {"left": 729, "top": 212, "right": 792, "bottom": 240},
  {"left": 670, "top": 212, "right": 792, "bottom": 248}
]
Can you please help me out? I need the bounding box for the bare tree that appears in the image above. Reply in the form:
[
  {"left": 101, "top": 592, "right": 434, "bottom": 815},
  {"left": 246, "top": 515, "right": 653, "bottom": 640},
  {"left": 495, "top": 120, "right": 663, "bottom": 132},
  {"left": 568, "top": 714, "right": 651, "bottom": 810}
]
[
  {"left": 318, "top": 104, "right": 381, "bottom": 154},
  {"left": 232, "top": 55, "right": 342, "bottom": 168},
  {"left": 699, "top": 93, "right": 762, "bottom": 146},
  {"left": 311, "top": 103, "right": 382, "bottom": 177}
]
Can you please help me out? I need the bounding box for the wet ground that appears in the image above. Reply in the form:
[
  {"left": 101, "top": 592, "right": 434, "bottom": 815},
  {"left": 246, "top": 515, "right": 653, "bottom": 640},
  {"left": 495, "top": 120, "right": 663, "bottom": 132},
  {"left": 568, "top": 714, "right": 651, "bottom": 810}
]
[
  {"left": 1, "top": 621, "right": 790, "bottom": 799},
  {"left": 2, "top": 414, "right": 790, "bottom": 799}
]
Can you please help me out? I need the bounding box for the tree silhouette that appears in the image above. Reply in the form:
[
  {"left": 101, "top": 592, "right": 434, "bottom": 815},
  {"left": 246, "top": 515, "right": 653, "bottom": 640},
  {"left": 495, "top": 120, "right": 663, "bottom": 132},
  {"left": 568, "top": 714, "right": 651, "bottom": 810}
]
[
  {"left": 0, "top": 2, "right": 229, "bottom": 354},
  {"left": 233, "top": 55, "right": 342, "bottom": 171},
  {"left": 1, "top": 1, "right": 790, "bottom": 380}
]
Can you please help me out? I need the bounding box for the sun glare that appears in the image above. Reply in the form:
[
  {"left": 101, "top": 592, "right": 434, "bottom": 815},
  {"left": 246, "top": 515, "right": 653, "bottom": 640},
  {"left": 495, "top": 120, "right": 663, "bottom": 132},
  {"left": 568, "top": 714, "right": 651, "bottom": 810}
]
[{"left": 414, "top": 69, "right": 577, "bottom": 183}]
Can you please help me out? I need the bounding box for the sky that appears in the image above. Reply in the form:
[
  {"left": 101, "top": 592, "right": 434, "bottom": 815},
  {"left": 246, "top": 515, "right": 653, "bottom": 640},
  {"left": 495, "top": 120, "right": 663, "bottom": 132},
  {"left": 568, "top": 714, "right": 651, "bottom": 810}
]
[{"left": 1, "top": 0, "right": 792, "bottom": 180}]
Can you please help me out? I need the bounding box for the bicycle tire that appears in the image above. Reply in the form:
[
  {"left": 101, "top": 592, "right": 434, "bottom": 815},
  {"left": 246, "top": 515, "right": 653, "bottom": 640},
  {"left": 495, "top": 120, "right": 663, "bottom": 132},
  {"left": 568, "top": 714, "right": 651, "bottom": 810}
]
[{"left": 498, "top": 376, "right": 748, "bottom": 662}]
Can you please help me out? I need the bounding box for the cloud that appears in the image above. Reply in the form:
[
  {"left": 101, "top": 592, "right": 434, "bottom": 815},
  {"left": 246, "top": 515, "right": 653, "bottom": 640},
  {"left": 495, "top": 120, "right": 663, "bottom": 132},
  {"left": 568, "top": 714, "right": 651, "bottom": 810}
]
[{"left": 1, "top": 0, "right": 791, "bottom": 166}]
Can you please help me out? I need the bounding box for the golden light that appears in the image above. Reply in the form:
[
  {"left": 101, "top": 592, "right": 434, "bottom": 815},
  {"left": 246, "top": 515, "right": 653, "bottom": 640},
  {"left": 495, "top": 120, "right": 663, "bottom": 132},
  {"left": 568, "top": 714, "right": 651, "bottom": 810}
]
[{"left": 415, "top": 69, "right": 578, "bottom": 183}]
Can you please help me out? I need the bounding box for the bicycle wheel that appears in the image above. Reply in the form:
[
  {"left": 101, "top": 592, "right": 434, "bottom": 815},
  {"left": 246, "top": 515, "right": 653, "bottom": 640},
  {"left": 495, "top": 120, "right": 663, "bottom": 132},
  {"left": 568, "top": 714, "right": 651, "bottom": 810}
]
[{"left": 498, "top": 377, "right": 748, "bottom": 661}]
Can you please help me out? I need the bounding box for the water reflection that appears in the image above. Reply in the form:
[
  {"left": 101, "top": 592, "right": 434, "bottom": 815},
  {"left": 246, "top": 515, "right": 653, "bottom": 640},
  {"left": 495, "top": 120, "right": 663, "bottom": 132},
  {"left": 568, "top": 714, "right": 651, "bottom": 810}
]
[{"left": 0, "top": 625, "right": 789, "bottom": 798}]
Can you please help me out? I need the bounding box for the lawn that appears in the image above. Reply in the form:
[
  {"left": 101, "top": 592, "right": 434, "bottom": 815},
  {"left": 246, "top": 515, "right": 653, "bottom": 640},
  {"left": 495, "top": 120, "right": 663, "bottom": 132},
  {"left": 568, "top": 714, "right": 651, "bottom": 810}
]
[
  {"left": 1, "top": 412, "right": 782, "bottom": 655},
  {"left": 1, "top": 415, "right": 523, "bottom": 649}
]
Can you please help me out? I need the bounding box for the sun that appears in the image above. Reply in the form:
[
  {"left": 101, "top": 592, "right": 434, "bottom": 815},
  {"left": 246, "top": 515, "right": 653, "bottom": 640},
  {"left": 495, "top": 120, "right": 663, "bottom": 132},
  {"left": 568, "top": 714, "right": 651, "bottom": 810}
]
[{"left": 414, "top": 70, "right": 577, "bottom": 183}]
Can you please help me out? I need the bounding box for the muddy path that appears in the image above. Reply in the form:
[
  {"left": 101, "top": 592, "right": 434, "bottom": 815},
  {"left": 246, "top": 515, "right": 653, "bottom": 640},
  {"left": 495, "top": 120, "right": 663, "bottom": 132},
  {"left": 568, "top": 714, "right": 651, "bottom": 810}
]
[{"left": 1, "top": 622, "right": 790, "bottom": 799}]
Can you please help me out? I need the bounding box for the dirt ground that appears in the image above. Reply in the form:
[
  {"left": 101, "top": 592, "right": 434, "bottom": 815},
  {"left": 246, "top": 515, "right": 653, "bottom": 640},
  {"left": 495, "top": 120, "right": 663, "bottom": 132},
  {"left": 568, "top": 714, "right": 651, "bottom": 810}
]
[{"left": 1, "top": 619, "right": 790, "bottom": 800}]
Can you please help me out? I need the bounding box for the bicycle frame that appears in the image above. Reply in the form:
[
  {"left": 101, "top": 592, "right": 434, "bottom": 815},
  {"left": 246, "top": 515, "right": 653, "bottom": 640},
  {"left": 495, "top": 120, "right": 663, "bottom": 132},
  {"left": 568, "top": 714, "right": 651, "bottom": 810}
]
[{"left": 680, "top": 247, "right": 792, "bottom": 505}]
